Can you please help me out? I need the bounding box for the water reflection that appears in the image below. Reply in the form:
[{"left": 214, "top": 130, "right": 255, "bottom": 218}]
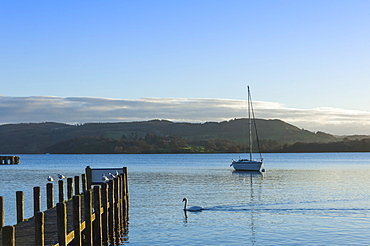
[
  {"left": 232, "top": 171, "right": 264, "bottom": 246},
  {"left": 183, "top": 206, "right": 204, "bottom": 224},
  {"left": 181, "top": 171, "right": 264, "bottom": 244},
  {"left": 231, "top": 170, "right": 265, "bottom": 179}
]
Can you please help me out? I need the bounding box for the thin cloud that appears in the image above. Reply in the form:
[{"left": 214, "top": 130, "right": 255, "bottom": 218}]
[{"left": 1, "top": 96, "right": 370, "bottom": 135}]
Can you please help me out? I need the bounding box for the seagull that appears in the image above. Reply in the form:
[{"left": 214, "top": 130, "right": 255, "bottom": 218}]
[
  {"left": 58, "top": 174, "right": 65, "bottom": 179},
  {"left": 114, "top": 171, "right": 119, "bottom": 178},
  {"left": 102, "top": 174, "right": 109, "bottom": 182},
  {"left": 108, "top": 173, "right": 114, "bottom": 180},
  {"left": 109, "top": 171, "right": 119, "bottom": 179},
  {"left": 47, "top": 176, "right": 54, "bottom": 182}
]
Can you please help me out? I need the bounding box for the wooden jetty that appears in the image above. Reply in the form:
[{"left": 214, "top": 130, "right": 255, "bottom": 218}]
[
  {"left": 0, "top": 166, "right": 129, "bottom": 245},
  {"left": 0, "top": 156, "right": 19, "bottom": 165}
]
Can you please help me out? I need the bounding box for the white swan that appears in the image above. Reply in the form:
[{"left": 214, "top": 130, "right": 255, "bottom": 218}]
[{"left": 182, "top": 198, "right": 204, "bottom": 211}]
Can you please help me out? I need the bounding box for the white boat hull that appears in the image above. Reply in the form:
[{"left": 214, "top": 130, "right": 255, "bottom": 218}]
[{"left": 231, "top": 160, "right": 264, "bottom": 171}]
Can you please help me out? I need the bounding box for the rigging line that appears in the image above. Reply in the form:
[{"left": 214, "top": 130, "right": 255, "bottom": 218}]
[
  {"left": 242, "top": 88, "right": 249, "bottom": 155},
  {"left": 249, "top": 87, "right": 263, "bottom": 161},
  {"left": 248, "top": 86, "right": 252, "bottom": 160}
]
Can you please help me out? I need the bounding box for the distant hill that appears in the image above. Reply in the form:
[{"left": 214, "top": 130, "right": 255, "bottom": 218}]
[{"left": 0, "top": 119, "right": 338, "bottom": 154}]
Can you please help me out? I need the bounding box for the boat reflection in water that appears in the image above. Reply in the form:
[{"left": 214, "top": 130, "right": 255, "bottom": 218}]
[{"left": 232, "top": 171, "right": 264, "bottom": 246}]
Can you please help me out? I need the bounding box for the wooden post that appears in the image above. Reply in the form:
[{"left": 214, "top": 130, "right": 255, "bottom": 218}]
[
  {"left": 46, "top": 183, "right": 54, "bottom": 209},
  {"left": 72, "top": 195, "right": 82, "bottom": 246},
  {"left": 121, "top": 173, "right": 129, "bottom": 240},
  {"left": 57, "top": 202, "right": 67, "bottom": 246},
  {"left": 67, "top": 178, "right": 74, "bottom": 199},
  {"left": 85, "top": 166, "right": 92, "bottom": 190},
  {"left": 119, "top": 175, "right": 126, "bottom": 230},
  {"left": 84, "top": 190, "right": 93, "bottom": 246},
  {"left": 122, "top": 172, "right": 128, "bottom": 219},
  {"left": 114, "top": 176, "right": 121, "bottom": 243},
  {"left": 101, "top": 182, "right": 108, "bottom": 245},
  {"left": 118, "top": 175, "right": 123, "bottom": 231},
  {"left": 35, "top": 211, "right": 44, "bottom": 246},
  {"left": 82, "top": 174, "right": 87, "bottom": 192},
  {"left": 123, "top": 167, "right": 129, "bottom": 205},
  {"left": 16, "top": 191, "right": 24, "bottom": 223},
  {"left": 34, "top": 186, "right": 41, "bottom": 215},
  {"left": 0, "top": 196, "right": 4, "bottom": 229},
  {"left": 123, "top": 174, "right": 127, "bottom": 217},
  {"left": 58, "top": 180, "right": 64, "bottom": 203},
  {"left": 108, "top": 180, "right": 115, "bottom": 243},
  {"left": 122, "top": 167, "right": 129, "bottom": 218},
  {"left": 74, "top": 176, "right": 80, "bottom": 195},
  {"left": 2, "top": 225, "right": 15, "bottom": 246},
  {"left": 93, "top": 186, "right": 102, "bottom": 246}
]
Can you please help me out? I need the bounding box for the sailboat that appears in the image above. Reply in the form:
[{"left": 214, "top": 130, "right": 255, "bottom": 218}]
[{"left": 230, "top": 86, "right": 264, "bottom": 172}]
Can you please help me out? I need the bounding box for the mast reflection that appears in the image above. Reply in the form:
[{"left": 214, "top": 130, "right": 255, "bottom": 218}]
[{"left": 232, "top": 171, "right": 264, "bottom": 245}]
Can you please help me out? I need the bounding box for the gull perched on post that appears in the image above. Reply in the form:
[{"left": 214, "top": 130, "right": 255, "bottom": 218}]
[
  {"left": 58, "top": 174, "right": 65, "bottom": 179},
  {"left": 102, "top": 174, "right": 109, "bottom": 182}
]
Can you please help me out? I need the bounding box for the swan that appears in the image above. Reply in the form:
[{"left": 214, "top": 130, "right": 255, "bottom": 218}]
[
  {"left": 182, "top": 198, "right": 204, "bottom": 211},
  {"left": 47, "top": 176, "right": 54, "bottom": 182}
]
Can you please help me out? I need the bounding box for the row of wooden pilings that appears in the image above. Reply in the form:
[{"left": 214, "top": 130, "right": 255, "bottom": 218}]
[{"left": 0, "top": 167, "right": 129, "bottom": 245}]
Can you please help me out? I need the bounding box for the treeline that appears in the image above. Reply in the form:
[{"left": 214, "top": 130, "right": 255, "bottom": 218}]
[
  {"left": 45, "top": 133, "right": 370, "bottom": 154},
  {"left": 279, "top": 138, "right": 370, "bottom": 153},
  {"left": 46, "top": 134, "right": 242, "bottom": 154}
]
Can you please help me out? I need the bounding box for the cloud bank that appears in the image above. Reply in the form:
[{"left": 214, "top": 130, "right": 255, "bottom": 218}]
[{"left": 1, "top": 96, "right": 370, "bottom": 135}]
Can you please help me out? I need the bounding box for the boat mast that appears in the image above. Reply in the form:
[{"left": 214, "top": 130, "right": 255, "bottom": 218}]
[
  {"left": 248, "top": 86, "right": 252, "bottom": 160},
  {"left": 249, "top": 86, "right": 263, "bottom": 162}
]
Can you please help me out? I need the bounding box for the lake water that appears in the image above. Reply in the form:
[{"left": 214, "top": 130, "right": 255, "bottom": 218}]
[{"left": 1, "top": 153, "right": 370, "bottom": 245}]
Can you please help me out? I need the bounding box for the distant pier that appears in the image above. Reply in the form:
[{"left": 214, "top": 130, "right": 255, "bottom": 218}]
[{"left": 0, "top": 156, "right": 20, "bottom": 165}]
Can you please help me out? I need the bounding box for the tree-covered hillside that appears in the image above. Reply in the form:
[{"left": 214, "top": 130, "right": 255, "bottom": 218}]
[{"left": 0, "top": 119, "right": 345, "bottom": 154}]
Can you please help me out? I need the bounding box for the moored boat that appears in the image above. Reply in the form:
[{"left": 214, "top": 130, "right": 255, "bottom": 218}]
[
  {"left": 230, "top": 86, "right": 264, "bottom": 172},
  {"left": 231, "top": 159, "right": 264, "bottom": 171}
]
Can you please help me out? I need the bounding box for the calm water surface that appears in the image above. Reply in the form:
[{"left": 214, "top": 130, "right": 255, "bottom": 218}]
[{"left": 1, "top": 153, "right": 370, "bottom": 245}]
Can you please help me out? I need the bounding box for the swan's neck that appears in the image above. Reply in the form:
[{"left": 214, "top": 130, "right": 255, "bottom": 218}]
[{"left": 183, "top": 199, "right": 188, "bottom": 210}]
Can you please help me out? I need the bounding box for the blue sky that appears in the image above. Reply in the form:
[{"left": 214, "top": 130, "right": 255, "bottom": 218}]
[{"left": 1, "top": 1, "right": 370, "bottom": 134}]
